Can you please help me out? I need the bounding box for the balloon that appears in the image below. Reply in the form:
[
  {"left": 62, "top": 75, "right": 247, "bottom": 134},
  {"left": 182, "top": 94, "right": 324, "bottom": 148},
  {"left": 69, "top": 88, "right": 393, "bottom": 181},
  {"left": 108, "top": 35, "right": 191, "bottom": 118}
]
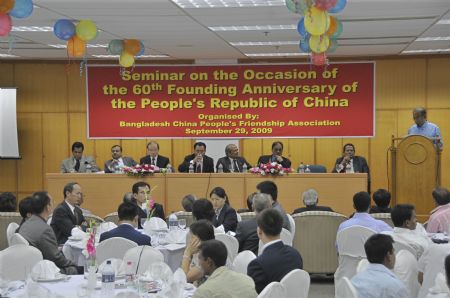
[
  {"left": 329, "top": 0, "right": 346, "bottom": 13},
  {"left": 136, "top": 40, "right": 145, "bottom": 56},
  {"left": 311, "top": 52, "right": 327, "bottom": 66},
  {"left": 326, "top": 16, "right": 337, "bottom": 35},
  {"left": 297, "top": 18, "right": 307, "bottom": 36},
  {"left": 108, "top": 39, "right": 124, "bottom": 55},
  {"left": 299, "top": 37, "right": 311, "bottom": 53},
  {"left": 67, "top": 35, "right": 86, "bottom": 58},
  {"left": 0, "top": 0, "right": 15, "bottom": 14},
  {"left": 330, "top": 18, "right": 343, "bottom": 38},
  {"left": 285, "top": 0, "right": 311, "bottom": 14},
  {"left": 304, "top": 6, "right": 330, "bottom": 36},
  {"left": 315, "top": 0, "right": 337, "bottom": 11},
  {"left": 309, "top": 35, "right": 330, "bottom": 53},
  {"left": 123, "top": 39, "right": 141, "bottom": 56},
  {"left": 75, "top": 20, "right": 97, "bottom": 41},
  {"left": 119, "top": 51, "right": 135, "bottom": 68},
  {"left": 9, "top": 0, "right": 33, "bottom": 18},
  {"left": 0, "top": 13, "right": 11, "bottom": 36},
  {"left": 53, "top": 19, "right": 75, "bottom": 41},
  {"left": 327, "top": 38, "right": 338, "bottom": 53}
]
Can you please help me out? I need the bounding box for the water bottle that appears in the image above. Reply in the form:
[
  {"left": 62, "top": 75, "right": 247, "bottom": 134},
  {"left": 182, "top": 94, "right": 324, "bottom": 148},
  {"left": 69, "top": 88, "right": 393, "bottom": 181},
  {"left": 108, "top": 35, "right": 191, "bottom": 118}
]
[
  {"left": 188, "top": 162, "right": 194, "bottom": 173},
  {"left": 217, "top": 163, "right": 223, "bottom": 173},
  {"left": 166, "top": 164, "right": 173, "bottom": 173},
  {"left": 101, "top": 260, "right": 115, "bottom": 296},
  {"left": 125, "top": 261, "right": 135, "bottom": 289},
  {"left": 168, "top": 213, "right": 178, "bottom": 231},
  {"left": 242, "top": 163, "right": 248, "bottom": 173},
  {"left": 305, "top": 165, "right": 311, "bottom": 173},
  {"left": 298, "top": 162, "right": 305, "bottom": 173}
]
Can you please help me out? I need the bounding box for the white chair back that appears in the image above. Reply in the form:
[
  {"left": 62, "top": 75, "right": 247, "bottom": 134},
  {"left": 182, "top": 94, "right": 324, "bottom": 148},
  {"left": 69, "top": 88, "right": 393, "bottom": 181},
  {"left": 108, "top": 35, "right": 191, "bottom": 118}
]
[
  {"left": 418, "top": 243, "right": 450, "bottom": 298},
  {"left": 215, "top": 233, "right": 239, "bottom": 262},
  {"left": 9, "top": 233, "right": 29, "bottom": 246},
  {"left": 96, "top": 237, "right": 138, "bottom": 265},
  {"left": 335, "top": 277, "right": 358, "bottom": 298},
  {"left": 6, "top": 222, "right": 19, "bottom": 246},
  {"left": 393, "top": 240, "right": 417, "bottom": 258},
  {"left": 286, "top": 213, "right": 295, "bottom": 235},
  {"left": 232, "top": 250, "right": 256, "bottom": 274},
  {"left": 236, "top": 212, "right": 242, "bottom": 222},
  {"left": 356, "top": 259, "right": 369, "bottom": 273},
  {"left": 257, "top": 282, "right": 287, "bottom": 298},
  {"left": 394, "top": 249, "right": 420, "bottom": 298},
  {"left": 280, "top": 269, "right": 310, "bottom": 298},
  {"left": 0, "top": 244, "right": 43, "bottom": 280},
  {"left": 121, "top": 246, "right": 164, "bottom": 275},
  {"left": 258, "top": 229, "right": 292, "bottom": 255},
  {"left": 98, "top": 258, "right": 123, "bottom": 275}
]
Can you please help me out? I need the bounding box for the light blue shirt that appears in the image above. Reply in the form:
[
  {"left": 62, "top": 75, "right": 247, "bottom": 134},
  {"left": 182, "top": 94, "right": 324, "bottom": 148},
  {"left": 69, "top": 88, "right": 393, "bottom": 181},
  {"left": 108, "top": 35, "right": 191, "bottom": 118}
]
[
  {"left": 408, "top": 121, "right": 443, "bottom": 149},
  {"left": 337, "top": 213, "right": 393, "bottom": 233},
  {"left": 351, "top": 263, "right": 408, "bottom": 298}
]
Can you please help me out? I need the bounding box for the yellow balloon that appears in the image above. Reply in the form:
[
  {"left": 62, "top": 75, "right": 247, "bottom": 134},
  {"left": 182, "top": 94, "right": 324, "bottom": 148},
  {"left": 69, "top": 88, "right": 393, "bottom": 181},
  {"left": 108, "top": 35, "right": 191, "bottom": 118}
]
[
  {"left": 119, "top": 51, "right": 135, "bottom": 68},
  {"left": 309, "top": 35, "right": 330, "bottom": 53},
  {"left": 304, "top": 6, "right": 330, "bottom": 36},
  {"left": 76, "top": 20, "right": 97, "bottom": 41}
]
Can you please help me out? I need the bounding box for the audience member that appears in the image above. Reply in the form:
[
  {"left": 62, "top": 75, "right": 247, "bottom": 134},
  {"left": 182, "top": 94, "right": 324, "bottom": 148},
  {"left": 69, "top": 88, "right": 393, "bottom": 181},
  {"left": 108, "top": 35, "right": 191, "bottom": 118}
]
[
  {"left": 131, "top": 181, "right": 165, "bottom": 229},
  {"left": 256, "top": 141, "right": 291, "bottom": 168},
  {"left": 100, "top": 202, "right": 151, "bottom": 246},
  {"left": 427, "top": 187, "right": 450, "bottom": 233},
  {"left": 256, "top": 180, "right": 291, "bottom": 232},
  {"left": 192, "top": 199, "right": 215, "bottom": 222},
  {"left": 235, "top": 193, "right": 272, "bottom": 255},
  {"left": 332, "top": 143, "right": 370, "bottom": 192},
  {"left": 16, "top": 196, "right": 33, "bottom": 232},
  {"left": 210, "top": 187, "right": 238, "bottom": 232},
  {"left": 0, "top": 192, "right": 17, "bottom": 212},
  {"left": 181, "top": 194, "right": 196, "bottom": 212},
  {"left": 194, "top": 240, "right": 257, "bottom": 298},
  {"left": 51, "top": 182, "right": 86, "bottom": 244},
  {"left": 247, "top": 209, "right": 303, "bottom": 293},
  {"left": 60, "top": 141, "right": 98, "bottom": 173},
  {"left": 77, "top": 192, "right": 92, "bottom": 216},
  {"left": 19, "top": 191, "right": 79, "bottom": 274},
  {"left": 139, "top": 141, "right": 170, "bottom": 168},
  {"left": 351, "top": 234, "right": 408, "bottom": 298},
  {"left": 123, "top": 192, "right": 134, "bottom": 203},
  {"left": 181, "top": 220, "right": 215, "bottom": 286},
  {"left": 293, "top": 188, "right": 333, "bottom": 214},
  {"left": 178, "top": 142, "right": 214, "bottom": 173},
  {"left": 236, "top": 192, "right": 255, "bottom": 213},
  {"left": 104, "top": 144, "right": 137, "bottom": 173},
  {"left": 370, "top": 189, "right": 392, "bottom": 214},
  {"left": 215, "top": 144, "right": 251, "bottom": 173},
  {"left": 408, "top": 107, "right": 443, "bottom": 150}
]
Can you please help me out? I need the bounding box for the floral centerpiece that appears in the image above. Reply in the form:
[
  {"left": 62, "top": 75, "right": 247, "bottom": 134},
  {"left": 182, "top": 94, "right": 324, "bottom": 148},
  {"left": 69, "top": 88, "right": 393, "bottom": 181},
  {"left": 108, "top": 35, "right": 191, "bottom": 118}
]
[
  {"left": 250, "top": 162, "right": 292, "bottom": 176},
  {"left": 123, "top": 164, "right": 166, "bottom": 177},
  {"left": 144, "top": 186, "right": 158, "bottom": 221},
  {"left": 84, "top": 221, "right": 97, "bottom": 267}
]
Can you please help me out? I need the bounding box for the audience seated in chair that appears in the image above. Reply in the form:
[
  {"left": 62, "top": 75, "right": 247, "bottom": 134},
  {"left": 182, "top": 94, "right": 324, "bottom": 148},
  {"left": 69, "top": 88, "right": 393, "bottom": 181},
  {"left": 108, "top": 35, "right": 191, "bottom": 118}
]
[
  {"left": 181, "top": 194, "right": 197, "bottom": 212},
  {"left": 369, "top": 189, "right": 392, "bottom": 214},
  {"left": 0, "top": 192, "right": 17, "bottom": 212},
  {"left": 210, "top": 187, "right": 238, "bottom": 233},
  {"left": 293, "top": 188, "right": 333, "bottom": 214},
  {"left": 131, "top": 181, "right": 165, "bottom": 229},
  {"left": 351, "top": 234, "right": 408, "bottom": 298},
  {"left": 257, "top": 181, "right": 291, "bottom": 232},
  {"left": 16, "top": 196, "right": 33, "bottom": 233},
  {"left": 237, "top": 192, "right": 256, "bottom": 213},
  {"left": 427, "top": 187, "right": 450, "bottom": 233},
  {"left": 192, "top": 199, "right": 224, "bottom": 234}
]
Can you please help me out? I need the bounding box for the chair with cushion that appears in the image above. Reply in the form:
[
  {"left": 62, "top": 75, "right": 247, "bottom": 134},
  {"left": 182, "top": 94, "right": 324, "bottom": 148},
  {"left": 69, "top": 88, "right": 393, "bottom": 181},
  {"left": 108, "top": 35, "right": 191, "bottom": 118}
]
[
  {"left": 174, "top": 211, "right": 194, "bottom": 228},
  {"left": 292, "top": 211, "right": 347, "bottom": 274},
  {"left": 258, "top": 228, "right": 292, "bottom": 255},
  {"left": 96, "top": 237, "right": 138, "bottom": 265},
  {"left": 0, "top": 212, "right": 22, "bottom": 250},
  {"left": 280, "top": 269, "right": 310, "bottom": 298},
  {"left": 257, "top": 282, "right": 287, "bottom": 298},
  {"left": 286, "top": 213, "right": 295, "bottom": 236},
  {"left": 121, "top": 246, "right": 164, "bottom": 275},
  {"left": 104, "top": 212, "right": 119, "bottom": 225},
  {"left": 394, "top": 249, "right": 420, "bottom": 298},
  {"left": 9, "top": 233, "right": 29, "bottom": 246},
  {"left": 297, "top": 164, "right": 327, "bottom": 173},
  {"left": 335, "top": 277, "right": 358, "bottom": 298},
  {"left": 232, "top": 250, "right": 256, "bottom": 274},
  {"left": 0, "top": 244, "right": 43, "bottom": 280},
  {"left": 215, "top": 233, "right": 239, "bottom": 262},
  {"left": 239, "top": 212, "right": 256, "bottom": 221},
  {"left": 84, "top": 214, "right": 104, "bottom": 225},
  {"left": 370, "top": 213, "right": 394, "bottom": 227},
  {"left": 6, "top": 222, "right": 19, "bottom": 246}
]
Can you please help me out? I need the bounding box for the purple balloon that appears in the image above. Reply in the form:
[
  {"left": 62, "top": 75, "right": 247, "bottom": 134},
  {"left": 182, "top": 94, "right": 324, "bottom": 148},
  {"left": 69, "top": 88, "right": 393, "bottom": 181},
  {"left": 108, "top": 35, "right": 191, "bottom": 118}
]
[{"left": 53, "top": 19, "right": 76, "bottom": 41}]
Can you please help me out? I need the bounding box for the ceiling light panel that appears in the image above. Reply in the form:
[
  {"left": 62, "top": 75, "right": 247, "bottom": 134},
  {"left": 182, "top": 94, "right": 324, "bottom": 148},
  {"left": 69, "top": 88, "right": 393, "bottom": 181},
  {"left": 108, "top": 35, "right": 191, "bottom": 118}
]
[
  {"left": 402, "top": 48, "right": 450, "bottom": 54},
  {"left": 12, "top": 26, "right": 53, "bottom": 32},
  {"left": 245, "top": 52, "right": 309, "bottom": 57},
  {"left": 415, "top": 36, "right": 450, "bottom": 41},
  {"left": 231, "top": 41, "right": 298, "bottom": 46},
  {"left": 209, "top": 25, "right": 296, "bottom": 31},
  {"left": 173, "top": 0, "right": 284, "bottom": 8}
]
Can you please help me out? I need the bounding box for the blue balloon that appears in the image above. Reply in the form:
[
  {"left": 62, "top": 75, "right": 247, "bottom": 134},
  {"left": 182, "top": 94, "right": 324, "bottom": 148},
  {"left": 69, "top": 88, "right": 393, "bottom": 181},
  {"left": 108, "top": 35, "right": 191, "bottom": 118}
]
[
  {"left": 328, "top": 0, "right": 346, "bottom": 13},
  {"left": 299, "top": 35, "right": 311, "bottom": 53},
  {"left": 136, "top": 41, "right": 145, "bottom": 56},
  {"left": 296, "top": 18, "right": 307, "bottom": 37},
  {"left": 9, "top": 0, "right": 33, "bottom": 19},
  {"left": 53, "top": 20, "right": 75, "bottom": 41}
]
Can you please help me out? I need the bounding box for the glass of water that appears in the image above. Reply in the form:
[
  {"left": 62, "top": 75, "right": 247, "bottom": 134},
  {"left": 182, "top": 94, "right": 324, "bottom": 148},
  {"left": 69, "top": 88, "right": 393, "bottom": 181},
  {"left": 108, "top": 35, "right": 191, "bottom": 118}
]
[{"left": 178, "top": 219, "right": 186, "bottom": 230}]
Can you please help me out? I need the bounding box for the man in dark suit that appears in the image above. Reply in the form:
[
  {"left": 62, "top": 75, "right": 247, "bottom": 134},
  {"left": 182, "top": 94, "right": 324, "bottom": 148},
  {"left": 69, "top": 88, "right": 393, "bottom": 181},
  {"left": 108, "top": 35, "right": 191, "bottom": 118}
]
[
  {"left": 256, "top": 181, "right": 291, "bottom": 232},
  {"left": 247, "top": 209, "right": 303, "bottom": 293},
  {"left": 332, "top": 143, "right": 370, "bottom": 192},
  {"left": 131, "top": 181, "right": 165, "bottom": 229},
  {"left": 216, "top": 144, "right": 251, "bottom": 173},
  {"left": 51, "top": 182, "right": 86, "bottom": 244},
  {"left": 369, "top": 189, "right": 392, "bottom": 214},
  {"left": 178, "top": 142, "right": 214, "bottom": 173},
  {"left": 139, "top": 141, "right": 171, "bottom": 169},
  {"left": 104, "top": 144, "right": 137, "bottom": 173},
  {"left": 100, "top": 202, "right": 151, "bottom": 246},
  {"left": 256, "top": 141, "right": 291, "bottom": 168},
  {"left": 293, "top": 188, "right": 333, "bottom": 214}
]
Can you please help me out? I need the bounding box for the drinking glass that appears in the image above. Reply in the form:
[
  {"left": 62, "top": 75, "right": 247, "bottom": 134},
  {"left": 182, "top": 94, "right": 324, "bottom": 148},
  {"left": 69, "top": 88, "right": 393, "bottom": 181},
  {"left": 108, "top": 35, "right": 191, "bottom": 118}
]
[{"left": 178, "top": 219, "right": 186, "bottom": 230}]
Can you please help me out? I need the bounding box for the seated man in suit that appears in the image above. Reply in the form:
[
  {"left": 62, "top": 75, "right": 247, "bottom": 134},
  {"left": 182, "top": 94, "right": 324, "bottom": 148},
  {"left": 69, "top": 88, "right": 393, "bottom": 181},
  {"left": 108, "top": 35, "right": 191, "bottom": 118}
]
[
  {"left": 139, "top": 141, "right": 170, "bottom": 168},
  {"left": 235, "top": 193, "right": 272, "bottom": 255},
  {"left": 256, "top": 180, "right": 291, "bottom": 232},
  {"left": 100, "top": 202, "right": 151, "bottom": 246},
  {"left": 293, "top": 188, "right": 333, "bottom": 214},
  {"left": 20, "top": 192, "right": 80, "bottom": 274},
  {"left": 104, "top": 144, "right": 137, "bottom": 173},
  {"left": 332, "top": 143, "right": 370, "bottom": 192},
  {"left": 247, "top": 209, "right": 303, "bottom": 293},
  {"left": 369, "top": 189, "right": 392, "bottom": 214},
  {"left": 215, "top": 144, "right": 251, "bottom": 173},
  {"left": 60, "top": 141, "right": 99, "bottom": 173},
  {"left": 178, "top": 142, "right": 214, "bottom": 173},
  {"left": 131, "top": 181, "right": 165, "bottom": 229},
  {"left": 51, "top": 182, "right": 86, "bottom": 244},
  {"left": 181, "top": 194, "right": 196, "bottom": 212},
  {"left": 210, "top": 187, "right": 237, "bottom": 233},
  {"left": 256, "top": 141, "right": 291, "bottom": 168}
]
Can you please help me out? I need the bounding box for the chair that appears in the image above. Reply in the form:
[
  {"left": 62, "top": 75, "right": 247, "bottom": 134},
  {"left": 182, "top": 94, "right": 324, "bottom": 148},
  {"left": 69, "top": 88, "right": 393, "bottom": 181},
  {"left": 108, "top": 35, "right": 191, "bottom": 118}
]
[
  {"left": 215, "top": 233, "right": 239, "bottom": 262},
  {"left": 236, "top": 212, "right": 242, "bottom": 222},
  {"left": 84, "top": 214, "right": 104, "bottom": 225},
  {"left": 104, "top": 212, "right": 119, "bottom": 225},
  {"left": 0, "top": 244, "right": 43, "bottom": 280},
  {"left": 174, "top": 211, "right": 194, "bottom": 228},
  {"left": 9, "top": 233, "right": 29, "bottom": 246},
  {"left": 258, "top": 228, "right": 292, "bottom": 256},
  {"left": 393, "top": 240, "right": 417, "bottom": 258},
  {"left": 292, "top": 211, "right": 347, "bottom": 274},
  {"left": 335, "top": 277, "right": 358, "bottom": 298},
  {"left": 280, "top": 269, "right": 310, "bottom": 298},
  {"left": 6, "top": 222, "right": 19, "bottom": 246},
  {"left": 356, "top": 259, "right": 369, "bottom": 273},
  {"left": 239, "top": 212, "right": 256, "bottom": 221},
  {"left": 418, "top": 243, "right": 450, "bottom": 298},
  {"left": 0, "top": 212, "right": 22, "bottom": 250},
  {"left": 394, "top": 250, "right": 420, "bottom": 298},
  {"left": 121, "top": 246, "right": 164, "bottom": 275},
  {"left": 298, "top": 164, "right": 327, "bottom": 173},
  {"left": 96, "top": 237, "right": 138, "bottom": 265},
  {"left": 257, "top": 282, "right": 287, "bottom": 298},
  {"left": 286, "top": 213, "right": 295, "bottom": 236},
  {"left": 370, "top": 213, "right": 394, "bottom": 227},
  {"left": 232, "top": 250, "right": 256, "bottom": 274}
]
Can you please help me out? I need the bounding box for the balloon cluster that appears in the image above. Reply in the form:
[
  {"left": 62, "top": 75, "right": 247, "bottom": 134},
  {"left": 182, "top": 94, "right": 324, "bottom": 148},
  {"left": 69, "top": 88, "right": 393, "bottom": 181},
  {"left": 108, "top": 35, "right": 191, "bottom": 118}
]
[
  {"left": 0, "top": 0, "right": 34, "bottom": 36},
  {"left": 286, "top": 0, "right": 346, "bottom": 66},
  {"left": 53, "top": 19, "right": 97, "bottom": 58},
  {"left": 108, "top": 39, "right": 145, "bottom": 68}
]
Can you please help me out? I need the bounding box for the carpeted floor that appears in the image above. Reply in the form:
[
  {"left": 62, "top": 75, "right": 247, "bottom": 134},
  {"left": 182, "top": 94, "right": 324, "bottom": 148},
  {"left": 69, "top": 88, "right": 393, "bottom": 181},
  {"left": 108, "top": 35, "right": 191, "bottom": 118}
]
[{"left": 308, "top": 275, "right": 335, "bottom": 298}]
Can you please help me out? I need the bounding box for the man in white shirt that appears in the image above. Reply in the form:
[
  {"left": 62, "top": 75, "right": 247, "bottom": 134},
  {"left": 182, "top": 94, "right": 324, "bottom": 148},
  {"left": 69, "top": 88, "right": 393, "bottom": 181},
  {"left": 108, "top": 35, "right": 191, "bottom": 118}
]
[{"left": 104, "top": 144, "right": 136, "bottom": 173}]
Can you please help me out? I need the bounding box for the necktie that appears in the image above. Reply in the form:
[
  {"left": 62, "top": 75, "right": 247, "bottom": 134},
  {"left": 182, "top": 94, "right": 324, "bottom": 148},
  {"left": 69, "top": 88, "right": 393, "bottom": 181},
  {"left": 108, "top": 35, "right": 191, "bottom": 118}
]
[
  {"left": 151, "top": 157, "right": 155, "bottom": 165},
  {"left": 196, "top": 163, "right": 201, "bottom": 173},
  {"left": 74, "top": 159, "right": 80, "bottom": 172},
  {"left": 233, "top": 159, "right": 240, "bottom": 172},
  {"left": 74, "top": 209, "right": 79, "bottom": 224}
]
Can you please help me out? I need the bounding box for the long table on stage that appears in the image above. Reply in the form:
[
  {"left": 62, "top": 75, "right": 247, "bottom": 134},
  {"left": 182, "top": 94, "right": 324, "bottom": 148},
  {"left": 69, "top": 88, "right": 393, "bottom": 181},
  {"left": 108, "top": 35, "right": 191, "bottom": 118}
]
[{"left": 46, "top": 173, "right": 367, "bottom": 218}]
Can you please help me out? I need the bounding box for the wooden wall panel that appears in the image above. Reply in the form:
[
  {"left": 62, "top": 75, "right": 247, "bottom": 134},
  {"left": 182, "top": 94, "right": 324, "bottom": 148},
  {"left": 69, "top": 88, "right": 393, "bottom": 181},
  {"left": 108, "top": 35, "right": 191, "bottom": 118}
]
[
  {"left": 121, "top": 139, "right": 146, "bottom": 163},
  {"left": 43, "top": 113, "right": 68, "bottom": 187},
  {"left": 0, "top": 63, "right": 14, "bottom": 85},
  {"left": 69, "top": 113, "right": 95, "bottom": 156},
  {"left": 241, "top": 139, "right": 262, "bottom": 166},
  {"left": 172, "top": 139, "right": 193, "bottom": 170},
  {"left": 152, "top": 139, "right": 173, "bottom": 162},
  {"left": 343, "top": 138, "right": 369, "bottom": 164},
  {"left": 0, "top": 160, "right": 17, "bottom": 193},
  {"left": 68, "top": 64, "right": 87, "bottom": 112},
  {"left": 397, "top": 110, "right": 413, "bottom": 138},
  {"left": 316, "top": 139, "right": 342, "bottom": 171},
  {"left": 289, "top": 139, "right": 315, "bottom": 169},
  {"left": 428, "top": 109, "right": 450, "bottom": 187},
  {"left": 427, "top": 58, "right": 450, "bottom": 108}
]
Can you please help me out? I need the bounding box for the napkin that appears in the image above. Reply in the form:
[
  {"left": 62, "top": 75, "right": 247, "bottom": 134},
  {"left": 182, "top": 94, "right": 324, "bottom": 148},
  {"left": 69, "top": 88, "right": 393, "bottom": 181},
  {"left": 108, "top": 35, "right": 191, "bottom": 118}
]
[
  {"left": 97, "top": 222, "right": 117, "bottom": 236},
  {"left": 142, "top": 261, "right": 173, "bottom": 285},
  {"left": 144, "top": 217, "right": 168, "bottom": 234},
  {"left": 31, "top": 260, "right": 60, "bottom": 280},
  {"left": 165, "top": 229, "right": 186, "bottom": 244},
  {"left": 70, "top": 227, "right": 87, "bottom": 240},
  {"left": 214, "top": 225, "right": 225, "bottom": 234}
]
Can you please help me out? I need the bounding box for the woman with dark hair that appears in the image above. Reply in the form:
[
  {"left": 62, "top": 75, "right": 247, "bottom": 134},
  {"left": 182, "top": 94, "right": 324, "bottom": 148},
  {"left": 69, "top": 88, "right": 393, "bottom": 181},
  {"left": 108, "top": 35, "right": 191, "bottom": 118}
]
[
  {"left": 210, "top": 187, "right": 238, "bottom": 232},
  {"left": 0, "top": 192, "right": 17, "bottom": 212},
  {"left": 16, "top": 196, "right": 33, "bottom": 232}
]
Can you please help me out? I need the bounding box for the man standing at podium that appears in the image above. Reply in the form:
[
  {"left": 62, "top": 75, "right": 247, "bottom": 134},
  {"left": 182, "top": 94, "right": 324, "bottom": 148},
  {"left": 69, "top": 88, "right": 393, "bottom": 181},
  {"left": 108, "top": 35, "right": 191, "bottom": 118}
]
[{"left": 408, "top": 107, "right": 443, "bottom": 150}]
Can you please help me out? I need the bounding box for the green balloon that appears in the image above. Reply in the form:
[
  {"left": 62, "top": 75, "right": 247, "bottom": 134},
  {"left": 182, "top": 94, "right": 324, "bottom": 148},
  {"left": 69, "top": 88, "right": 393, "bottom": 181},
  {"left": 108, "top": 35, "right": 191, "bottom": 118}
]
[
  {"left": 331, "top": 19, "right": 343, "bottom": 39},
  {"left": 108, "top": 40, "right": 124, "bottom": 55},
  {"left": 285, "top": 0, "right": 309, "bottom": 14}
]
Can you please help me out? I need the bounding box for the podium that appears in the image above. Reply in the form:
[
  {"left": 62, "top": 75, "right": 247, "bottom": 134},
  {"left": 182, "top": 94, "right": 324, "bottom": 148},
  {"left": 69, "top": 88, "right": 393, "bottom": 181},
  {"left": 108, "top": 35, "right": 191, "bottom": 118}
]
[{"left": 390, "top": 135, "right": 441, "bottom": 221}]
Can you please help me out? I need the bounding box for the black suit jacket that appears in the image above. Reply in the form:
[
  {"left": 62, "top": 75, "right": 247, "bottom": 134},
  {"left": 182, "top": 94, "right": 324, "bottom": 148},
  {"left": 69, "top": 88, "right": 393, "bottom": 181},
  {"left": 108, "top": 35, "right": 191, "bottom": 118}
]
[
  {"left": 332, "top": 155, "right": 370, "bottom": 192},
  {"left": 178, "top": 154, "right": 215, "bottom": 173},
  {"left": 216, "top": 156, "right": 251, "bottom": 173},
  {"left": 257, "top": 155, "right": 291, "bottom": 169},
  {"left": 212, "top": 204, "right": 238, "bottom": 232},
  {"left": 139, "top": 155, "right": 170, "bottom": 168},
  {"left": 50, "top": 201, "right": 85, "bottom": 244},
  {"left": 235, "top": 218, "right": 259, "bottom": 255},
  {"left": 247, "top": 241, "right": 303, "bottom": 293},
  {"left": 100, "top": 224, "right": 151, "bottom": 246},
  {"left": 137, "top": 203, "right": 165, "bottom": 229},
  {"left": 292, "top": 205, "right": 334, "bottom": 214}
]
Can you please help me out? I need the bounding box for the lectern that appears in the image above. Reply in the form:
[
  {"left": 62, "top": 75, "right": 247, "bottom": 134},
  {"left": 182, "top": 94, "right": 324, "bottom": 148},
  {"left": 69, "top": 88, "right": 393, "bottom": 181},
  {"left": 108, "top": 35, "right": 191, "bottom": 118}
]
[{"left": 390, "top": 135, "right": 441, "bottom": 221}]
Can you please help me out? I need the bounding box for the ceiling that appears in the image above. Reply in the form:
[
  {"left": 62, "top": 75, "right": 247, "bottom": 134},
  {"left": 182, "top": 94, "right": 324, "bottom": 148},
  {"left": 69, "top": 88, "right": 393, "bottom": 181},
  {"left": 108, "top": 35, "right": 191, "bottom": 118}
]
[{"left": 1, "top": 0, "right": 450, "bottom": 61}]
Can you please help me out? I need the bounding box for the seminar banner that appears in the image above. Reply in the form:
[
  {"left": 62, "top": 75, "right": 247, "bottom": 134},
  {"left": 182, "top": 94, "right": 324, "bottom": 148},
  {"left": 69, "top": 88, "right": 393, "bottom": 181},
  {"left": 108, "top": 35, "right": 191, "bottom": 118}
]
[{"left": 86, "top": 62, "right": 375, "bottom": 138}]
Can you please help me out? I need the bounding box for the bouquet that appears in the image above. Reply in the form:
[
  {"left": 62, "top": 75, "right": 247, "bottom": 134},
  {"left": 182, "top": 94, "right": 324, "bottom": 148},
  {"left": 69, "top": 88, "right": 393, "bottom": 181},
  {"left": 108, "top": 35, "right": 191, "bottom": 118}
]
[
  {"left": 84, "top": 221, "right": 96, "bottom": 267},
  {"left": 123, "top": 164, "right": 163, "bottom": 177},
  {"left": 250, "top": 162, "right": 292, "bottom": 176},
  {"left": 145, "top": 186, "right": 158, "bottom": 220}
]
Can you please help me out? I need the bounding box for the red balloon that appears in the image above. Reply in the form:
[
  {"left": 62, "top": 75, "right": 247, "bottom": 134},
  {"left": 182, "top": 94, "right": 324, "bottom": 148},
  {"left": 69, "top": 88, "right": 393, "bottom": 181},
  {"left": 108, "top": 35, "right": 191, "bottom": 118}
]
[
  {"left": 0, "top": 13, "right": 12, "bottom": 36},
  {"left": 311, "top": 52, "right": 327, "bottom": 66},
  {"left": 315, "top": 0, "right": 337, "bottom": 11}
]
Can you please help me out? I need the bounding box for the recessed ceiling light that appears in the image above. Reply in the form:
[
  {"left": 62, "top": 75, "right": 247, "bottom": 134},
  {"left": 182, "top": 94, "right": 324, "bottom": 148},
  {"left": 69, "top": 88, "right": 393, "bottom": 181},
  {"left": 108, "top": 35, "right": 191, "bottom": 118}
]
[
  {"left": 415, "top": 36, "right": 450, "bottom": 41},
  {"left": 210, "top": 25, "right": 296, "bottom": 31},
  {"left": 402, "top": 49, "right": 450, "bottom": 54},
  {"left": 245, "top": 52, "right": 309, "bottom": 57},
  {"left": 92, "top": 55, "right": 119, "bottom": 58},
  {"left": 173, "top": 0, "right": 283, "bottom": 8},
  {"left": 137, "top": 55, "right": 170, "bottom": 58},
  {"left": 49, "top": 44, "right": 108, "bottom": 49},
  {"left": 48, "top": 44, "right": 67, "bottom": 49},
  {"left": 231, "top": 41, "right": 298, "bottom": 46},
  {"left": 12, "top": 26, "right": 53, "bottom": 32},
  {"left": 0, "top": 53, "right": 19, "bottom": 58},
  {"left": 437, "top": 19, "right": 450, "bottom": 25}
]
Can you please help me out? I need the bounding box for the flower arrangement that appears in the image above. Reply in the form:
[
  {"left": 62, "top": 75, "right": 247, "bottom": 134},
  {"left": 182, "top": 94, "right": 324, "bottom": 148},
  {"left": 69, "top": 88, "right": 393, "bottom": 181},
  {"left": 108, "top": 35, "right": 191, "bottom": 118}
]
[
  {"left": 145, "top": 186, "right": 158, "bottom": 220},
  {"left": 84, "top": 221, "right": 96, "bottom": 267},
  {"left": 123, "top": 164, "right": 164, "bottom": 177},
  {"left": 250, "top": 162, "right": 292, "bottom": 176}
]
